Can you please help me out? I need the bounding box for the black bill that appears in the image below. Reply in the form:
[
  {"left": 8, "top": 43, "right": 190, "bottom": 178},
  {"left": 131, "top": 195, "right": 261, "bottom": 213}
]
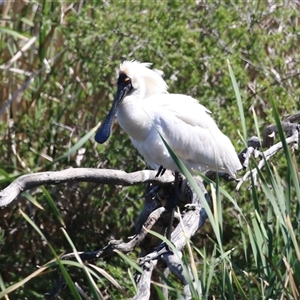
[{"left": 95, "top": 81, "right": 132, "bottom": 144}]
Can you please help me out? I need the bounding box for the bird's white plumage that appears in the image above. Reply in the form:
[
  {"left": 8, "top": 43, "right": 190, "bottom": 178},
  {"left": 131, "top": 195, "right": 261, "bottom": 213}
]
[
  {"left": 120, "top": 60, "right": 168, "bottom": 98},
  {"left": 115, "top": 60, "right": 242, "bottom": 177}
]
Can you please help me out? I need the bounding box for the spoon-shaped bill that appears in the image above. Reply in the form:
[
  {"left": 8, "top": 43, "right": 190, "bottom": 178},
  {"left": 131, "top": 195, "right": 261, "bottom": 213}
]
[
  {"left": 95, "top": 110, "right": 115, "bottom": 144},
  {"left": 95, "top": 82, "right": 132, "bottom": 144}
]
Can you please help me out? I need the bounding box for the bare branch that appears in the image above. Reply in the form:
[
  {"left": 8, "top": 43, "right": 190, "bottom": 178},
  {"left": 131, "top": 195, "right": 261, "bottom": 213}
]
[
  {"left": 161, "top": 251, "right": 193, "bottom": 300},
  {"left": 45, "top": 204, "right": 168, "bottom": 299},
  {"left": 130, "top": 260, "right": 157, "bottom": 300},
  {"left": 10, "top": 113, "right": 300, "bottom": 299},
  {"left": 45, "top": 176, "right": 208, "bottom": 299},
  {"left": 0, "top": 169, "right": 174, "bottom": 208},
  {"left": 285, "top": 112, "right": 300, "bottom": 124},
  {"left": 236, "top": 129, "right": 299, "bottom": 191},
  {"left": 262, "top": 122, "right": 300, "bottom": 147},
  {"left": 135, "top": 177, "right": 208, "bottom": 299},
  {"left": 97, "top": 206, "right": 167, "bottom": 258}
]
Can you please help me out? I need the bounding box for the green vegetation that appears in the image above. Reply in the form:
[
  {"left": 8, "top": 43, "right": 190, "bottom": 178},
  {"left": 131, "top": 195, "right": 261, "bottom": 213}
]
[{"left": 0, "top": 1, "right": 299, "bottom": 299}]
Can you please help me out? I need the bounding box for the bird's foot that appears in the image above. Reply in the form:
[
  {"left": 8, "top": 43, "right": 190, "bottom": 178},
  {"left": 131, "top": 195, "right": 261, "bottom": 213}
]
[{"left": 184, "top": 203, "right": 197, "bottom": 211}]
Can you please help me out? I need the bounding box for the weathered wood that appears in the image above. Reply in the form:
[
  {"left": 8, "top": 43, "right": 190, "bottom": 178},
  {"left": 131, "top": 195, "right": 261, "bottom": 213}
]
[
  {"left": 130, "top": 260, "right": 157, "bottom": 300},
  {"left": 4, "top": 112, "right": 300, "bottom": 299},
  {"left": 134, "top": 176, "right": 208, "bottom": 299},
  {"left": 0, "top": 169, "right": 174, "bottom": 207},
  {"left": 236, "top": 129, "right": 299, "bottom": 191},
  {"left": 262, "top": 122, "right": 300, "bottom": 147}
]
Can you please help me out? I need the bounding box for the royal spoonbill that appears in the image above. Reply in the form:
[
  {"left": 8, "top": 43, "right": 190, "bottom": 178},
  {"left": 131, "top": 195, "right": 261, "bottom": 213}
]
[{"left": 95, "top": 60, "right": 242, "bottom": 178}]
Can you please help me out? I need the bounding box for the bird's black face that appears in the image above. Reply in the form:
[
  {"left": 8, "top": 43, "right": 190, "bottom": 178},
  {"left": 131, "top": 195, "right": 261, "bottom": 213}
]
[
  {"left": 95, "top": 72, "right": 133, "bottom": 144},
  {"left": 117, "top": 72, "right": 133, "bottom": 93}
]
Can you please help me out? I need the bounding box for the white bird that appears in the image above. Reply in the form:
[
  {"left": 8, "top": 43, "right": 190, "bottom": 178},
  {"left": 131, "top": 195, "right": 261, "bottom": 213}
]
[{"left": 95, "top": 60, "right": 242, "bottom": 178}]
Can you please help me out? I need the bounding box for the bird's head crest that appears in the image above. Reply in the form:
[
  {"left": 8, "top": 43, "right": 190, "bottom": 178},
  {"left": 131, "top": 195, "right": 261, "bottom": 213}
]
[{"left": 119, "top": 60, "right": 168, "bottom": 98}]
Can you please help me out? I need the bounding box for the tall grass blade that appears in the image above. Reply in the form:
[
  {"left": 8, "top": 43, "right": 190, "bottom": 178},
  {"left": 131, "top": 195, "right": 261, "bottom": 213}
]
[
  {"left": 251, "top": 106, "right": 262, "bottom": 145},
  {"left": 128, "top": 268, "right": 138, "bottom": 293},
  {"left": 269, "top": 87, "right": 300, "bottom": 206},
  {"left": 114, "top": 250, "right": 143, "bottom": 274},
  {"left": 0, "top": 260, "right": 52, "bottom": 298},
  {"left": 18, "top": 210, "right": 82, "bottom": 299},
  {"left": 0, "top": 27, "right": 29, "bottom": 40},
  {"left": 54, "top": 122, "right": 100, "bottom": 162},
  {"left": 41, "top": 186, "right": 65, "bottom": 226},
  {"left": 23, "top": 192, "right": 44, "bottom": 210},
  {"left": 61, "top": 227, "right": 103, "bottom": 299},
  {"left": 157, "top": 132, "right": 223, "bottom": 249},
  {"left": 227, "top": 60, "right": 247, "bottom": 143}
]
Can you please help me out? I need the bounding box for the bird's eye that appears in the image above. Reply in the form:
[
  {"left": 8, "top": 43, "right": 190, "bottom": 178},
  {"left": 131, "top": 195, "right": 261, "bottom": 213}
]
[{"left": 117, "top": 73, "right": 131, "bottom": 86}]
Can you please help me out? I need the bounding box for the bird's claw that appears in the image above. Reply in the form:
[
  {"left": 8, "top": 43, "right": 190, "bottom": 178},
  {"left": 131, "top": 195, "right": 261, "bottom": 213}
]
[{"left": 184, "top": 203, "right": 197, "bottom": 211}]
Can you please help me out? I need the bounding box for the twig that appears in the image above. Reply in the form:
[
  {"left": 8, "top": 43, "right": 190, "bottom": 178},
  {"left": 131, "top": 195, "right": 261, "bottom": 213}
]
[
  {"left": 238, "top": 136, "right": 261, "bottom": 169},
  {"left": 285, "top": 112, "right": 300, "bottom": 124},
  {"left": 62, "top": 206, "right": 167, "bottom": 261}
]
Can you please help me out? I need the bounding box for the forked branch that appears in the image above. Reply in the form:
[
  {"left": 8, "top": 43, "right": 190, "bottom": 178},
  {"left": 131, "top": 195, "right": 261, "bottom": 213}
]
[{"left": 2, "top": 112, "right": 300, "bottom": 299}]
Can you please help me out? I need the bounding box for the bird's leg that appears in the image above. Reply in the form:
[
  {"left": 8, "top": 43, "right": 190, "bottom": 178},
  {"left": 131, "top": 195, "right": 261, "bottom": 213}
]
[
  {"left": 156, "top": 165, "right": 166, "bottom": 177},
  {"left": 166, "top": 171, "right": 179, "bottom": 240}
]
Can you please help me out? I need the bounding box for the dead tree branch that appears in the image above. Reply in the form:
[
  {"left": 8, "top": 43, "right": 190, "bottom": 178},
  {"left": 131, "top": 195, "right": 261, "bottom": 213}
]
[
  {"left": 130, "top": 260, "right": 157, "bottom": 300},
  {"left": 262, "top": 122, "right": 300, "bottom": 148},
  {"left": 45, "top": 175, "right": 209, "bottom": 300},
  {"left": 0, "top": 169, "right": 174, "bottom": 207},
  {"left": 237, "top": 127, "right": 299, "bottom": 191},
  {"left": 60, "top": 206, "right": 167, "bottom": 263},
  {"left": 4, "top": 112, "right": 300, "bottom": 299},
  {"left": 133, "top": 177, "right": 208, "bottom": 300}
]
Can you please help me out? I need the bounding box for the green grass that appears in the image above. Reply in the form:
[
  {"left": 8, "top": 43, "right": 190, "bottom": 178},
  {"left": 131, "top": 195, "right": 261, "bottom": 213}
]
[{"left": 0, "top": 1, "right": 300, "bottom": 299}]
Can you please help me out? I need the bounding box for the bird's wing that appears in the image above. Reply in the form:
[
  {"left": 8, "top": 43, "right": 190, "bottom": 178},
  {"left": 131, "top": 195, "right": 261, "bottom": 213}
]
[
  {"left": 143, "top": 94, "right": 241, "bottom": 175},
  {"left": 145, "top": 94, "right": 213, "bottom": 126}
]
